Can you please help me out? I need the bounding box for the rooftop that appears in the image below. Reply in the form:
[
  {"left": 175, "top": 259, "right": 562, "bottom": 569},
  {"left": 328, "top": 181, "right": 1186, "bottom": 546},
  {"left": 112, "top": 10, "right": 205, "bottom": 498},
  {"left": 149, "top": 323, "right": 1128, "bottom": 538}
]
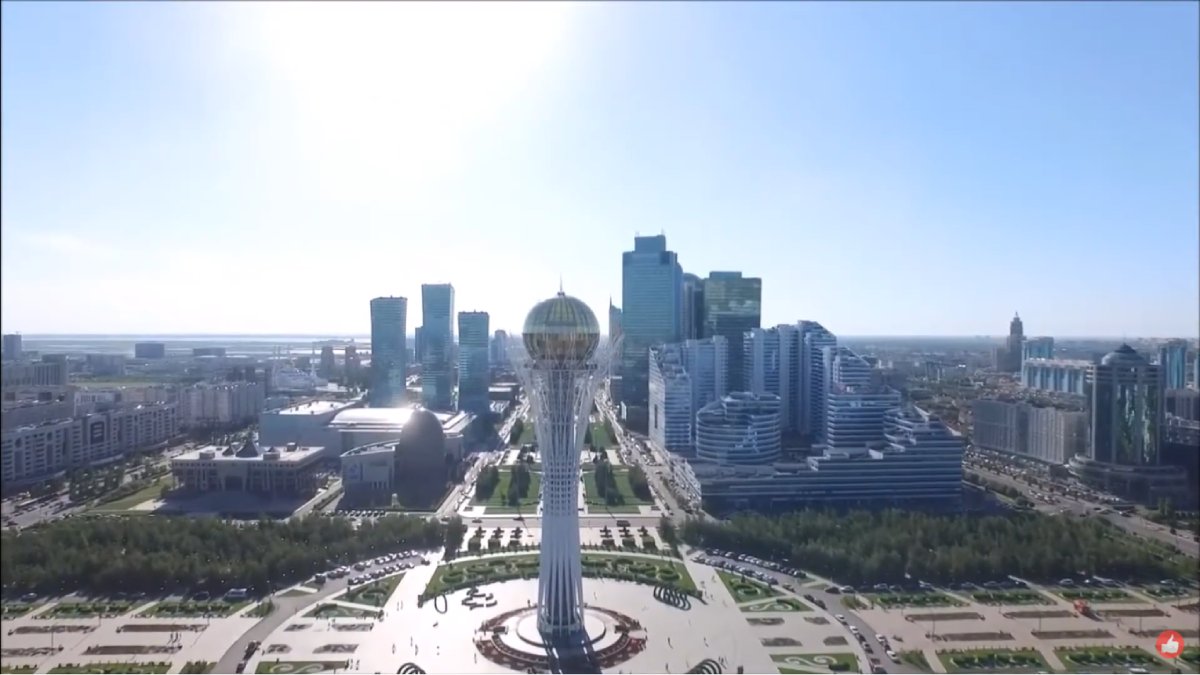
[
  {"left": 275, "top": 400, "right": 353, "bottom": 416},
  {"left": 175, "top": 438, "right": 325, "bottom": 464}
]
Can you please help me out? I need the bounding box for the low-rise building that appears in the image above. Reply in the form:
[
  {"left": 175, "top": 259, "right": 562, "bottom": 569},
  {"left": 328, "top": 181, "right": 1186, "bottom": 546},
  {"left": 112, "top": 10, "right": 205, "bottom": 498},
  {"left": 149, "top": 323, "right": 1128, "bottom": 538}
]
[
  {"left": 340, "top": 408, "right": 459, "bottom": 508},
  {"left": 675, "top": 406, "right": 963, "bottom": 513},
  {"left": 170, "top": 438, "right": 324, "bottom": 497}
]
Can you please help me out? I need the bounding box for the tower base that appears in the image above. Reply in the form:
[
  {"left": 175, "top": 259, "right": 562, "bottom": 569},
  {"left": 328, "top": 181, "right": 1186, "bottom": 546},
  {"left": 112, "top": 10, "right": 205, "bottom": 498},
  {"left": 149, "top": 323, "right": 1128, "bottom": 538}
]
[{"left": 474, "top": 606, "right": 647, "bottom": 674}]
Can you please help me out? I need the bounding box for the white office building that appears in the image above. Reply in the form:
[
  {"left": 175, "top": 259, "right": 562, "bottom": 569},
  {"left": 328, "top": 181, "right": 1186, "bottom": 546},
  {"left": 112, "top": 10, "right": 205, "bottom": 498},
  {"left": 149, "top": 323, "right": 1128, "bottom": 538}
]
[
  {"left": 648, "top": 336, "right": 728, "bottom": 456},
  {"left": 1021, "top": 358, "right": 1092, "bottom": 396},
  {"left": 177, "top": 381, "right": 265, "bottom": 428},
  {"left": 824, "top": 384, "right": 901, "bottom": 451},
  {"left": 743, "top": 321, "right": 837, "bottom": 440}
]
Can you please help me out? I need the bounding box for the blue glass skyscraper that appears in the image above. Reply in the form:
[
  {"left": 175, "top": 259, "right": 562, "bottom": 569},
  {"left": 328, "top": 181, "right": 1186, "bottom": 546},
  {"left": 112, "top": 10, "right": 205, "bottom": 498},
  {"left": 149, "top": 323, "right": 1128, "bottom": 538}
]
[
  {"left": 369, "top": 296, "right": 407, "bottom": 406},
  {"left": 421, "top": 283, "right": 455, "bottom": 411},
  {"left": 1158, "top": 339, "right": 1188, "bottom": 390},
  {"left": 457, "top": 311, "right": 490, "bottom": 414},
  {"left": 619, "top": 235, "right": 682, "bottom": 430}
]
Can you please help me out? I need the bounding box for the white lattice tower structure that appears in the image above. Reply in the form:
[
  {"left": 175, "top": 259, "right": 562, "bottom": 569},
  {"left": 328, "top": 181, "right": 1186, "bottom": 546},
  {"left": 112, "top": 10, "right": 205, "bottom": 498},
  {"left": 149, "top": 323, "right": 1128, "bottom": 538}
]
[{"left": 510, "top": 292, "right": 609, "bottom": 640}]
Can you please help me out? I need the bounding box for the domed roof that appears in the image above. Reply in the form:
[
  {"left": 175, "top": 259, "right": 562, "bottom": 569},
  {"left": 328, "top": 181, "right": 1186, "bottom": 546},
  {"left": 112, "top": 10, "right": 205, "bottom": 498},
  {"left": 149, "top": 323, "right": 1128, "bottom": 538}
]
[
  {"left": 396, "top": 407, "right": 445, "bottom": 450},
  {"left": 1101, "top": 343, "right": 1147, "bottom": 366},
  {"left": 522, "top": 292, "right": 600, "bottom": 362}
]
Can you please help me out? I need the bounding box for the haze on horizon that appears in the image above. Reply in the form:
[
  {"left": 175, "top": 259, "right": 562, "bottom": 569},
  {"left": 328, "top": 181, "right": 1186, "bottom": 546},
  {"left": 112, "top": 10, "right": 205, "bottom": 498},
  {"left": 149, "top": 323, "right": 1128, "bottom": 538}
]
[{"left": 1, "top": 2, "right": 1197, "bottom": 338}]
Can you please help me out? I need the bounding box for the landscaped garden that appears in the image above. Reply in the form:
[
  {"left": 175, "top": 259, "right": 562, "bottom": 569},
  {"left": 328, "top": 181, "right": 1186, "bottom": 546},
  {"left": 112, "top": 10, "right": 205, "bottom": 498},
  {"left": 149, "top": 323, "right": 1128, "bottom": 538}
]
[
  {"left": 1180, "top": 647, "right": 1200, "bottom": 669},
  {"left": 1055, "top": 588, "right": 1140, "bottom": 603},
  {"left": 49, "top": 663, "right": 170, "bottom": 674},
  {"left": 771, "top": 653, "right": 857, "bottom": 673},
  {"left": 866, "top": 591, "right": 964, "bottom": 608},
  {"left": 422, "top": 553, "right": 696, "bottom": 602},
  {"left": 937, "top": 648, "right": 1050, "bottom": 673},
  {"left": 179, "top": 663, "right": 214, "bottom": 674},
  {"left": 717, "top": 570, "right": 780, "bottom": 603},
  {"left": 302, "top": 603, "right": 382, "bottom": 619},
  {"left": 138, "top": 598, "right": 251, "bottom": 618},
  {"left": 1, "top": 602, "right": 38, "bottom": 618},
  {"left": 582, "top": 463, "right": 651, "bottom": 513},
  {"left": 343, "top": 574, "right": 404, "bottom": 607},
  {"left": 741, "top": 597, "right": 811, "bottom": 613},
  {"left": 969, "top": 590, "right": 1050, "bottom": 605},
  {"left": 0, "top": 666, "right": 38, "bottom": 674},
  {"left": 255, "top": 661, "right": 350, "bottom": 674},
  {"left": 1054, "top": 647, "right": 1169, "bottom": 673},
  {"left": 473, "top": 466, "right": 540, "bottom": 513},
  {"left": 40, "top": 599, "right": 134, "bottom": 619},
  {"left": 900, "top": 651, "right": 932, "bottom": 673}
]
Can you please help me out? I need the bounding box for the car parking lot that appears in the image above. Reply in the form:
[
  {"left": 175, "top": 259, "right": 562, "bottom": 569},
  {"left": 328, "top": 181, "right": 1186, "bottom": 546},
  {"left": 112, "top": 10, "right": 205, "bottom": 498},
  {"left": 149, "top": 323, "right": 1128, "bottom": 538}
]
[{"left": 314, "top": 550, "right": 430, "bottom": 588}]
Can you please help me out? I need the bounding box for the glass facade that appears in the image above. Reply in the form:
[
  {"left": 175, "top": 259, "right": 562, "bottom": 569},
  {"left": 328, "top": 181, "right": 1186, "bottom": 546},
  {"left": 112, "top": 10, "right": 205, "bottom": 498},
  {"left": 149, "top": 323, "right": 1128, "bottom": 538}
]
[
  {"left": 619, "top": 235, "right": 682, "bottom": 429},
  {"left": 695, "top": 392, "right": 781, "bottom": 465},
  {"left": 702, "top": 271, "right": 761, "bottom": 390},
  {"left": 1090, "top": 345, "right": 1162, "bottom": 466},
  {"left": 457, "top": 311, "right": 490, "bottom": 414},
  {"left": 369, "top": 296, "right": 407, "bottom": 406},
  {"left": 1158, "top": 339, "right": 1188, "bottom": 390},
  {"left": 420, "top": 283, "right": 455, "bottom": 410}
]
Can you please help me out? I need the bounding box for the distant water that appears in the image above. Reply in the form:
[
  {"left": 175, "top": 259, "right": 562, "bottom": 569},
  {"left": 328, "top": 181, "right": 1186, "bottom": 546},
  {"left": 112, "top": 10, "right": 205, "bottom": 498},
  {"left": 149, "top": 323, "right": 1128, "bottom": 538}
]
[{"left": 19, "top": 335, "right": 371, "bottom": 357}]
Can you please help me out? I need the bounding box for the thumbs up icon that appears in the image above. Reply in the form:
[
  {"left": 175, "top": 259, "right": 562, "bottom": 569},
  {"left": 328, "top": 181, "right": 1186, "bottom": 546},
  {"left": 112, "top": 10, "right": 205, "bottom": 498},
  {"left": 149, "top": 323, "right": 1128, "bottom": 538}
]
[{"left": 1157, "top": 630, "right": 1184, "bottom": 658}]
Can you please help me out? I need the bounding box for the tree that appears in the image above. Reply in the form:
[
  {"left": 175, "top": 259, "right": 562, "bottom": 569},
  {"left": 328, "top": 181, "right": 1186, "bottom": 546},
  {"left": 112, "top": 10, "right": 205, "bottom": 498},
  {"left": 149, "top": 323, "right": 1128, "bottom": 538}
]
[
  {"left": 443, "top": 516, "right": 467, "bottom": 559},
  {"left": 584, "top": 426, "right": 593, "bottom": 446},
  {"left": 509, "top": 419, "right": 525, "bottom": 446},
  {"left": 628, "top": 466, "right": 651, "bottom": 501}
]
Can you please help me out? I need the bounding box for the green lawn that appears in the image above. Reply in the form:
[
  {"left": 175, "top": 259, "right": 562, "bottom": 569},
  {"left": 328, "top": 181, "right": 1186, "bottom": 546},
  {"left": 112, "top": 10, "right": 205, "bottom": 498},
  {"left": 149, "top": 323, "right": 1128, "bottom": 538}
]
[
  {"left": 1054, "top": 588, "right": 1141, "bottom": 604},
  {"left": 518, "top": 420, "right": 536, "bottom": 445},
  {"left": 423, "top": 553, "right": 696, "bottom": 600},
  {"left": 1, "top": 667, "right": 38, "bottom": 674},
  {"left": 343, "top": 574, "right": 404, "bottom": 607},
  {"left": 718, "top": 570, "right": 781, "bottom": 603},
  {"left": 588, "top": 422, "right": 614, "bottom": 448},
  {"left": 970, "top": 590, "right": 1050, "bottom": 606},
  {"left": 866, "top": 591, "right": 964, "bottom": 608},
  {"left": 1180, "top": 647, "right": 1199, "bottom": 669},
  {"left": 50, "top": 664, "right": 170, "bottom": 674},
  {"left": 41, "top": 600, "right": 134, "bottom": 619},
  {"left": 937, "top": 649, "right": 1050, "bottom": 673},
  {"left": 1, "top": 602, "right": 38, "bottom": 618},
  {"left": 1054, "top": 647, "right": 1170, "bottom": 673},
  {"left": 742, "top": 597, "right": 811, "bottom": 612},
  {"left": 302, "top": 603, "right": 381, "bottom": 619},
  {"left": 179, "top": 663, "right": 215, "bottom": 675},
  {"left": 91, "top": 475, "right": 173, "bottom": 511},
  {"left": 582, "top": 468, "right": 650, "bottom": 510},
  {"left": 138, "top": 599, "right": 251, "bottom": 618},
  {"left": 479, "top": 468, "right": 541, "bottom": 513},
  {"left": 255, "top": 662, "right": 349, "bottom": 674},
  {"left": 771, "top": 653, "right": 858, "bottom": 673}
]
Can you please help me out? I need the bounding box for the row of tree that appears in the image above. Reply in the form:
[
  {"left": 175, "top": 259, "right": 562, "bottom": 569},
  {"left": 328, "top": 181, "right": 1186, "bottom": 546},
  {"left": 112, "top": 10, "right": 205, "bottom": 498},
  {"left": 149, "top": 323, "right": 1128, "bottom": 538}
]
[
  {"left": 627, "top": 466, "right": 652, "bottom": 501},
  {"left": 1, "top": 515, "right": 446, "bottom": 595},
  {"left": 679, "top": 509, "right": 1193, "bottom": 585},
  {"left": 506, "top": 463, "right": 533, "bottom": 506},
  {"left": 475, "top": 466, "right": 502, "bottom": 500},
  {"left": 593, "top": 458, "right": 624, "bottom": 505},
  {"left": 508, "top": 418, "right": 526, "bottom": 446}
]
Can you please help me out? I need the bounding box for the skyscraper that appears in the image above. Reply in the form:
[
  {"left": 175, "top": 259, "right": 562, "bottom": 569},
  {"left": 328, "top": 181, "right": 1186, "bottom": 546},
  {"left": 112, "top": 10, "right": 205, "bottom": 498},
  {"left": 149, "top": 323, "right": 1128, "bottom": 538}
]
[
  {"left": 457, "top": 311, "right": 490, "bottom": 414},
  {"left": 421, "top": 283, "right": 455, "bottom": 410},
  {"left": 318, "top": 345, "right": 336, "bottom": 379},
  {"left": 608, "top": 300, "right": 622, "bottom": 344},
  {"left": 369, "top": 296, "right": 407, "bottom": 406},
  {"left": 648, "top": 336, "right": 728, "bottom": 456},
  {"left": 1158, "top": 339, "right": 1188, "bottom": 390},
  {"left": 489, "top": 330, "right": 509, "bottom": 367},
  {"left": 619, "top": 235, "right": 682, "bottom": 430},
  {"left": 2, "top": 334, "right": 22, "bottom": 361},
  {"left": 512, "top": 292, "right": 606, "bottom": 641},
  {"left": 743, "top": 321, "right": 838, "bottom": 440},
  {"left": 1088, "top": 344, "right": 1162, "bottom": 466},
  {"left": 995, "top": 312, "right": 1025, "bottom": 372},
  {"left": 1022, "top": 336, "right": 1054, "bottom": 362},
  {"left": 681, "top": 273, "right": 705, "bottom": 340},
  {"left": 702, "top": 271, "right": 761, "bottom": 389}
]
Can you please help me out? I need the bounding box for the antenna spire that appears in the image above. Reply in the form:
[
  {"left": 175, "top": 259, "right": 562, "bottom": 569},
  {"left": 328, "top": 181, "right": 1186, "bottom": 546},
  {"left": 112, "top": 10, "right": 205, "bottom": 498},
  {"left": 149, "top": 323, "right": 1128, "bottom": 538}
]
[{"left": 558, "top": 274, "right": 564, "bottom": 294}]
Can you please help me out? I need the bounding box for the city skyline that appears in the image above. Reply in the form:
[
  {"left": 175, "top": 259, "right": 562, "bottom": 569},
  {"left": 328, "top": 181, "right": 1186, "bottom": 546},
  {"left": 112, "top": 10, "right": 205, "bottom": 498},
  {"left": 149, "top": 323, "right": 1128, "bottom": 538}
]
[{"left": 2, "top": 2, "right": 1198, "bottom": 337}]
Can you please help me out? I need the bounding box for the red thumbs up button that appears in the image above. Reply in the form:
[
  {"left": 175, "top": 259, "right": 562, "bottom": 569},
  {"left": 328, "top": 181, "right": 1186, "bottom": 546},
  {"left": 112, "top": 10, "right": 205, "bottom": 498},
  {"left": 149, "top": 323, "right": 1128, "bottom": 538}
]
[{"left": 1156, "top": 630, "right": 1184, "bottom": 659}]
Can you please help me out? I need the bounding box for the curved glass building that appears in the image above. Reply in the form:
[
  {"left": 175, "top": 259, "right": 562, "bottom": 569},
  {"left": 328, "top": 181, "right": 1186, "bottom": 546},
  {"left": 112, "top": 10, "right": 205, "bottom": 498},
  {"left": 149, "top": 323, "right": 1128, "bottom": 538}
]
[{"left": 695, "top": 392, "right": 781, "bottom": 465}]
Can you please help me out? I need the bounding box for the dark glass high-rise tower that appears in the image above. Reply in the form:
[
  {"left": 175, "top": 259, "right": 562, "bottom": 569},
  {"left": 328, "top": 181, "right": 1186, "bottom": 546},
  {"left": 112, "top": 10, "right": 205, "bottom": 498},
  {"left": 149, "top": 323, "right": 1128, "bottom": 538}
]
[
  {"left": 421, "top": 283, "right": 455, "bottom": 410},
  {"left": 619, "top": 235, "right": 682, "bottom": 431},
  {"left": 457, "top": 311, "right": 490, "bottom": 413},
  {"left": 369, "top": 296, "right": 407, "bottom": 406},
  {"left": 702, "top": 271, "right": 761, "bottom": 390}
]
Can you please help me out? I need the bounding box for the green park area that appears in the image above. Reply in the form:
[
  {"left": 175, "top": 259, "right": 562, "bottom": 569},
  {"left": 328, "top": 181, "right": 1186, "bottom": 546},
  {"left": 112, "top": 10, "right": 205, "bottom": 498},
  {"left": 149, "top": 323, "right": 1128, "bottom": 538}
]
[
  {"left": 718, "top": 570, "right": 780, "bottom": 603},
  {"left": 1180, "top": 648, "right": 1200, "bottom": 669},
  {"left": 741, "top": 597, "right": 811, "bottom": 612},
  {"left": 139, "top": 598, "right": 251, "bottom": 618},
  {"left": 1055, "top": 588, "right": 1141, "bottom": 603},
  {"left": 255, "top": 662, "right": 349, "bottom": 674},
  {"left": 473, "top": 465, "right": 540, "bottom": 513},
  {"left": 1054, "top": 647, "right": 1169, "bottom": 673},
  {"left": 423, "top": 553, "right": 696, "bottom": 601},
  {"left": 90, "top": 475, "right": 173, "bottom": 512},
  {"left": 772, "top": 653, "right": 857, "bottom": 673},
  {"left": 969, "top": 590, "right": 1050, "bottom": 605},
  {"left": 343, "top": 574, "right": 404, "bottom": 607},
  {"left": 303, "top": 603, "right": 381, "bottom": 619},
  {"left": 937, "top": 649, "right": 1050, "bottom": 673},
  {"left": 40, "top": 599, "right": 135, "bottom": 619},
  {"left": 1, "top": 602, "right": 39, "bottom": 618},
  {"left": 866, "top": 591, "right": 964, "bottom": 608},
  {"left": 586, "top": 421, "right": 614, "bottom": 448},
  {"left": 583, "top": 462, "right": 652, "bottom": 513},
  {"left": 900, "top": 651, "right": 933, "bottom": 672},
  {"left": 179, "top": 663, "right": 215, "bottom": 674},
  {"left": 1, "top": 667, "right": 38, "bottom": 674},
  {"left": 49, "top": 664, "right": 170, "bottom": 674}
]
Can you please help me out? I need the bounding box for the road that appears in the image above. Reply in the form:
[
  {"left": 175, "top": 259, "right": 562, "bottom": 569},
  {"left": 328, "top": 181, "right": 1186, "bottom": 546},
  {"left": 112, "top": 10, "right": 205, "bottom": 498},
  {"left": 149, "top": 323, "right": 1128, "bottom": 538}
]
[{"left": 968, "top": 464, "right": 1199, "bottom": 558}]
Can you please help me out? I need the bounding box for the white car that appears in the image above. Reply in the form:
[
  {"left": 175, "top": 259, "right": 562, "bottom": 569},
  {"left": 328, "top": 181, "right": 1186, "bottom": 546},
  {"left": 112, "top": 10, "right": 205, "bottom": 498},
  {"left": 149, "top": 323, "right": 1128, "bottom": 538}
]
[{"left": 835, "top": 614, "right": 847, "bottom": 623}]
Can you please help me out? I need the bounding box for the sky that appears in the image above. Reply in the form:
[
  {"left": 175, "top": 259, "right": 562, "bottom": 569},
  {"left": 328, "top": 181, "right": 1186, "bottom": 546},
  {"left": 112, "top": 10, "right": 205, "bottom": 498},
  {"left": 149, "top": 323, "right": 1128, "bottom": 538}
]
[{"left": 1, "top": 2, "right": 1197, "bottom": 338}]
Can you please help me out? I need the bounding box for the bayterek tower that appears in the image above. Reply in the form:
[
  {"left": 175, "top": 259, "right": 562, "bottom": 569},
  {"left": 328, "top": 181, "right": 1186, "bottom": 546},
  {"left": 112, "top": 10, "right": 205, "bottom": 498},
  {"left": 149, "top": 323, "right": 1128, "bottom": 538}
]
[{"left": 514, "top": 291, "right": 605, "bottom": 641}]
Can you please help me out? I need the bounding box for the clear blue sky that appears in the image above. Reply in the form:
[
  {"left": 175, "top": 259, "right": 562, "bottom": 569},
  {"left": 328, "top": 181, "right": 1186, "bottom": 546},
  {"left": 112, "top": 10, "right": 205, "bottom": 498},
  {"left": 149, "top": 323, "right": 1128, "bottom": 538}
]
[{"left": 2, "top": 1, "right": 1196, "bottom": 337}]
